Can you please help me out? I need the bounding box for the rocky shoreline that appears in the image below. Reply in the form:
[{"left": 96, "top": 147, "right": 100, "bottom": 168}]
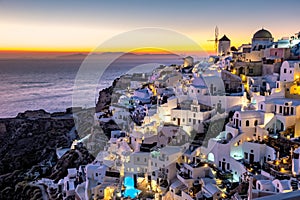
[{"left": 0, "top": 75, "right": 119, "bottom": 199}]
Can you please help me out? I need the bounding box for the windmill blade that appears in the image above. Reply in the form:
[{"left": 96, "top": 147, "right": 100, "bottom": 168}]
[{"left": 215, "top": 26, "right": 219, "bottom": 38}]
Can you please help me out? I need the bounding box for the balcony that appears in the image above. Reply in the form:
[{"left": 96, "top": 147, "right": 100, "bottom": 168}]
[
  {"left": 188, "top": 161, "right": 206, "bottom": 168},
  {"left": 225, "top": 122, "right": 240, "bottom": 135},
  {"left": 178, "top": 171, "right": 191, "bottom": 179},
  {"left": 262, "top": 161, "right": 292, "bottom": 179}
]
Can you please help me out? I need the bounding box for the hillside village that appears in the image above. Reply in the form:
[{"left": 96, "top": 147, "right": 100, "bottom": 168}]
[{"left": 35, "top": 29, "right": 300, "bottom": 200}]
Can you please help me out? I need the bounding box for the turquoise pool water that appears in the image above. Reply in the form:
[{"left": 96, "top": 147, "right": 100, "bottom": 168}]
[{"left": 123, "top": 176, "right": 141, "bottom": 198}]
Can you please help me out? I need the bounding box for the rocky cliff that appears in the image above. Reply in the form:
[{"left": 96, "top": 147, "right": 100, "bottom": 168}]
[
  {"left": 0, "top": 109, "right": 94, "bottom": 199},
  {"left": 95, "top": 78, "right": 120, "bottom": 112}
]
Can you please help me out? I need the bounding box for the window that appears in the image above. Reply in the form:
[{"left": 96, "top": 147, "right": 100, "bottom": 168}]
[
  {"left": 173, "top": 118, "right": 176, "bottom": 121},
  {"left": 284, "top": 68, "right": 287, "bottom": 73},
  {"left": 260, "top": 104, "right": 263, "bottom": 110},
  {"left": 193, "top": 107, "right": 197, "bottom": 112},
  {"left": 254, "top": 120, "right": 258, "bottom": 126},
  {"left": 137, "top": 157, "right": 140, "bottom": 161},
  {"left": 227, "top": 163, "right": 230, "bottom": 170},
  {"left": 290, "top": 70, "right": 292, "bottom": 74},
  {"left": 183, "top": 118, "right": 185, "bottom": 122},
  {"left": 246, "top": 120, "right": 249, "bottom": 127},
  {"left": 189, "top": 118, "right": 191, "bottom": 122},
  {"left": 249, "top": 68, "right": 254, "bottom": 73},
  {"left": 291, "top": 107, "right": 294, "bottom": 115},
  {"left": 244, "top": 152, "right": 248, "bottom": 159},
  {"left": 279, "top": 106, "right": 282, "bottom": 113},
  {"left": 193, "top": 113, "right": 196, "bottom": 118}
]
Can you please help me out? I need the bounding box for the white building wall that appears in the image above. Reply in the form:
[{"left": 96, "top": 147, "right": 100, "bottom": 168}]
[{"left": 280, "top": 61, "right": 294, "bottom": 82}]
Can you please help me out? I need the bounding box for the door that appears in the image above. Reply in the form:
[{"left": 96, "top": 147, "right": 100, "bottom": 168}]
[
  {"left": 250, "top": 154, "right": 254, "bottom": 164},
  {"left": 177, "top": 118, "right": 181, "bottom": 126},
  {"left": 235, "top": 119, "right": 239, "bottom": 128},
  {"left": 222, "top": 162, "right": 226, "bottom": 171}
]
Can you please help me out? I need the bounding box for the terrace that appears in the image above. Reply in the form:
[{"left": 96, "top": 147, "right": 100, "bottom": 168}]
[{"left": 262, "top": 159, "right": 292, "bottom": 179}]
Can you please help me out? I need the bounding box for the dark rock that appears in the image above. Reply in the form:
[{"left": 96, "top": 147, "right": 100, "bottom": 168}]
[
  {"left": 50, "top": 145, "right": 94, "bottom": 182},
  {"left": 0, "top": 110, "right": 76, "bottom": 198}
]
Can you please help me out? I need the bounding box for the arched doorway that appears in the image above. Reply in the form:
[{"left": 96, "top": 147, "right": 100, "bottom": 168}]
[
  {"left": 226, "top": 132, "right": 233, "bottom": 141},
  {"left": 276, "top": 119, "right": 284, "bottom": 132}
]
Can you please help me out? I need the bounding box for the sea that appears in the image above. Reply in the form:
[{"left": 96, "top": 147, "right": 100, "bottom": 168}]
[{"left": 0, "top": 54, "right": 182, "bottom": 118}]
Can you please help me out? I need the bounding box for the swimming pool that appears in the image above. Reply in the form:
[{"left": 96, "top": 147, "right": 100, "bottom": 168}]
[{"left": 123, "top": 176, "right": 141, "bottom": 198}]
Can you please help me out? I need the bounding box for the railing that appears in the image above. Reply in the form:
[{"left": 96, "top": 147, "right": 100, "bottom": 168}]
[
  {"left": 178, "top": 171, "right": 192, "bottom": 180},
  {"left": 188, "top": 162, "right": 205, "bottom": 168}
]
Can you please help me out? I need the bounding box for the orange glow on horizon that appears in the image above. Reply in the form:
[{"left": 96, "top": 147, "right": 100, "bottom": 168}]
[{"left": 0, "top": 47, "right": 211, "bottom": 56}]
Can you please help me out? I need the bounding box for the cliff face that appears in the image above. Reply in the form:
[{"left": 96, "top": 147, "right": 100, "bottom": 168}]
[
  {"left": 95, "top": 75, "right": 131, "bottom": 112},
  {"left": 0, "top": 110, "right": 75, "bottom": 175},
  {"left": 0, "top": 109, "right": 76, "bottom": 199},
  {"left": 95, "top": 78, "right": 119, "bottom": 112}
]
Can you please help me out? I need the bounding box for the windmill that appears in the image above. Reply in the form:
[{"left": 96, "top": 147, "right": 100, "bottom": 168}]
[{"left": 207, "top": 26, "right": 219, "bottom": 54}]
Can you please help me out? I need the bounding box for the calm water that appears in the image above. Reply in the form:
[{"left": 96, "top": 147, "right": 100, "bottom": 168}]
[{"left": 0, "top": 55, "right": 181, "bottom": 118}]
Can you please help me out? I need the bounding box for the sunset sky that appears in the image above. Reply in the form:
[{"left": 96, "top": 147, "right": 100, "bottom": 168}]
[{"left": 1, "top": 0, "right": 300, "bottom": 56}]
